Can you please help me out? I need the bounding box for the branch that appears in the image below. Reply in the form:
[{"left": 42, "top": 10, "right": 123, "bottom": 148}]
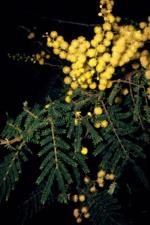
[
  {"left": 101, "top": 100, "right": 128, "bottom": 158},
  {"left": 45, "top": 18, "right": 98, "bottom": 27},
  {"left": 48, "top": 117, "right": 59, "bottom": 169},
  {"left": 0, "top": 136, "right": 22, "bottom": 145}
]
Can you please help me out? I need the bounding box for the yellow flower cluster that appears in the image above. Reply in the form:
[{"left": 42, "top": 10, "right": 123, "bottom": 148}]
[
  {"left": 32, "top": 51, "right": 50, "bottom": 65},
  {"left": 96, "top": 169, "right": 115, "bottom": 187},
  {"left": 45, "top": 0, "right": 150, "bottom": 104},
  {"left": 73, "top": 106, "right": 109, "bottom": 129},
  {"left": 93, "top": 106, "right": 109, "bottom": 128},
  {"left": 73, "top": 206, "right": 90, "bottom": 223}
]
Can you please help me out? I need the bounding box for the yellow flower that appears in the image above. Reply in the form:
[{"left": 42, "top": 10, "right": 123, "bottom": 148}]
[
  {"left": 59, "top": 51, "right": 67, "bottom": 59},
  {"left": 94, "top": 106, "right": 103, "bottom": 115},
  {"left": 86, "top": 48, "right": 96, "bottom": 57},
  {"left": 64, "top": 76, "right": 72, "bottom": 85},
  {"left": 89, "top": 186, "right": 97, "bottom": 192},
  {"left": 87, "top": 112, "right": 92, "bottom": 117},
  {"left": 65, "top": 96, "right": 71, "bottom": 103},
  {"left": 97, "top": 44, "right": 106, "bottom": 53},
  {"left": 100, "top": 120, "right": 109, "bottom": 128},
  {"left": 73, "top": 208, "right": 80, "bottom": 218},
  {"left": 97, "top": 169, "right": 106, "bottom": 178},
  {"left": 98, "top": 84, "right": 107, "bottom": 91},
  {"left": 89, "top": 82, "right": 97, "bottom": 89},
  {"left": 84, "top": 176, "right": 90, "bottom": 184},
  {"left": 84, "top": 213, "right": 90, "bottom": 219},
  {"left": 50, "top": 31, "right": 58, "bottom": 38},
  {"left": 75, "top": 111, "right": 81, "bottom": 118},
  {"left": 81, "top": 207, "right": 88, "bottom": 214},
  {"left": 79, "top": 194, "right": 86, "bottom": 202},
  {"left": 44, "top": 104, "right": 50, "bottom": 109},
  {"left": 94, "top": 121, "right": 101, "bottom": 128},
  {"left": 63, "top": 66, "right": 71, "bottom": 74},
  {"left": 103, "top": 22, "right": 111, "bottom": 31},
  {"left": 94, "top": 26, "right": 102, "bottom": 33},
  {"left": 72, "top": 194, "right": 78, "bottom": 203},
  {"left": 71, "top": 82, "right": 78, "bottom": 89},
  {"left": 81, "top": 147, "right": 88, "bottom": 155},
  {"left": 88, "top": 58, "right": 97, "bottom": 67},
  {"left": 122, "top": 88, "right": 129, "bottom": 95}
]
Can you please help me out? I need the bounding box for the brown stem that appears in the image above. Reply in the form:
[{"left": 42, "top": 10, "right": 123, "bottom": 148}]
[{"left": 0, "top": 136, "right": 22, "bottom": 145}]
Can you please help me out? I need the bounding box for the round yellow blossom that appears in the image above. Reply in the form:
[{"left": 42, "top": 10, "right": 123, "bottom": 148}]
[
  {"left": 103, "top": 39, "right": 111, "bottom": 47},
  {"left": 53, "top": 48, "right": 60, "bottom": 55},
  {"left": 98, "top": 84, "right": 107, "bottom": 91},
  {"left": 27, "top": 32, "right": 35, "bottom": 39},
  {"left": 64, "top": 76, "right": 72, "bottom": 85},
  {"left": 81, "top": 207, "right": 88, "bottom": 214},
  {"left": 100, "top": 120, "right": 109, "bottom": 128},
  {"left": 67, "top": 90, "right": 73, "bottom": 96},
  {"left": 56, "top": 35, "right": 64, "bottom": 42},
  {"left": 88, "top": 58, "right": 97, "bottom": 67},
  {"left": 102, "top": 53, "right": 111, "bottom": 62},
  {"left": 107, "top": 14, "right": 115, "bottom": 23},
  {"left": 106, "top": 31, "right": 114, "bottom": 40},
  {"left": 81, "top": 147, "right": 88, "bottom": 155},
  {"left": 59, "top": 51, "right": 67, "bottom": 59},
  {"left": 91, "top": 39, "right": 99, "bottom": 47},
  {"left": 72, "top": 194, "right": 78, "bottom": 203},
  {"left": 89, "top": 186, "right": 97, "bottom": 192},
  {"left": 94, "top": 121, "right": 101, "bottom": 128},
  {"left": 87, "top": 112, "right": 92, "bottom": 117},
  {"left": 76, "top": 218, "right": 82, "bottom": 223},
  {"left": 50, "top": 31, "right": 58, "bottom": 38},
  {"left": 97, "top": 169, "right": 106, "bottom": 178},
  {"left": 39, "top": 59, "right": 44, "bottom": 65},
  {"left": 84, "top": 213, "right": 90, "bottom": 219},
  {"left": 122, "top": 88, "right": 129, "bottom": 95},
  {"left": 89, "top": 82, "right": 97, "bottom": 89},
  {"left": 103, "top": 22, "right": 111, "bottom": 31},
  {"left": 71, "top": 82, "right": 78, "bottom": 89},
  {"left": 65, "top": 96, "right": 71, "bottom": 103},
  {"left": 79, "top": 194, "right": 86, "bottom": 202},
  {"left": 63, "top": 66, "right": 71, "bottom": 74},
  {"left": 86, "top": 48, "right": 96, "bottom": 57},
  {"left": 44, "top": 104, "right": 50, "bottom": 109},
  {"left": 52, "top": 41, "right": 60, "bottom": 49},
  {"left": 73, "top": 208, "right": 80, "bottom": 218},
  {"left": 97, "top": 44, "right": 106, "bottom": 53},
  {"left": 108, "top": 174, "right": 115, "bottom": 180},
  {"left": 100, "top": 78, "right": 107, "bottom": 85},
  {"left": 60, "top": 41, "right": 69, "bottom": 50},
  {"left": 97, "top": 178, "right": 104, "bottom": 187},
  {"left": 84, "top": 176, "right": 90, "bottom": 184},
  {"left": 94, "top": 106, "right": 103, "bottom": 115},
  {"left": 94, "top": 26, "right": 102, "bottom": 33}
]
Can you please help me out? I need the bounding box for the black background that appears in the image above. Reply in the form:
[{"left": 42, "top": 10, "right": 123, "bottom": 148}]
[{"left": 0, "top": 1, "right": 150, "bottom": 225}]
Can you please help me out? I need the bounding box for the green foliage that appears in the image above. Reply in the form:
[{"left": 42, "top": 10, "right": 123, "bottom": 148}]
[{"left": 87, "top": 191, "right": 127, "bottom": 225}]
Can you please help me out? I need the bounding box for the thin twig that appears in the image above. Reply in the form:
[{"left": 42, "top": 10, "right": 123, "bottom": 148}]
[
  {"left": 0, "top": 136, "right": 22, "bottom": 145},
  {"left": 101, "top": 100, "right": 128, "bottom": 158},
  {"left": 48, "top": 118, "right": 58, "bottom": 169},
  {"left": 45, "top": 18, "right": 98, "bottom": 27}
]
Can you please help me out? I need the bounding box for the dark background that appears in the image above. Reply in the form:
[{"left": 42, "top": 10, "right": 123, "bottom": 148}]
[{"left": 0, "top": 0, "right": 150, "bottom": 225}]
